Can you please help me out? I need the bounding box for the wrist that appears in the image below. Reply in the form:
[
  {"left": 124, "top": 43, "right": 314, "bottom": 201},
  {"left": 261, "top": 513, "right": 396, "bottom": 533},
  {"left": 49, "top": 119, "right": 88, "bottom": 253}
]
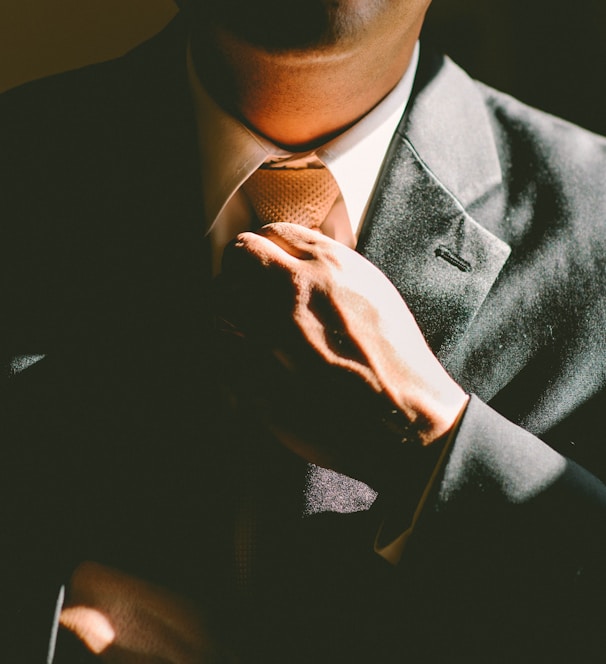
[
  {"left": 383, "top": 387, "right": 469, "bottom": 447},
  {"left": 371, "top": 391, "right": 469, "bottom": 494}
]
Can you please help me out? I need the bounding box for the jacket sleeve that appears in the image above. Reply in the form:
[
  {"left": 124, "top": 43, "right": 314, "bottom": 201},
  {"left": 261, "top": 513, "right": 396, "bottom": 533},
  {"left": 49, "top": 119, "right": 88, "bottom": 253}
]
[{"left": 399, "top": 395, "right": 606, "bottom": 661}]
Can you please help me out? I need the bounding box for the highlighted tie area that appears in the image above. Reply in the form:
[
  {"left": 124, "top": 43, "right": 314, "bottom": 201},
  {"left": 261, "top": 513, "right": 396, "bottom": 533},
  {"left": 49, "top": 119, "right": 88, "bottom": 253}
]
[{"left": 243, "top": 166, "right": 340, "bottom": 229}]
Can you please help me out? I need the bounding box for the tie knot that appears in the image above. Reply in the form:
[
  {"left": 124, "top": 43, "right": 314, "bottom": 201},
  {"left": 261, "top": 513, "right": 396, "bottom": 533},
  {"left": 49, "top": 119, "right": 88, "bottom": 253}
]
[{"left": 243, "top": 166, "right": 340, "bottom": 229}]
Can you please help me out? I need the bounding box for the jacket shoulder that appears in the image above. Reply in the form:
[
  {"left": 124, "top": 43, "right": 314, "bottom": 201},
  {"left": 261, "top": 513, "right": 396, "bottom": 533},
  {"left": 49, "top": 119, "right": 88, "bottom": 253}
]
[
  {"left": 476, "top": 79, "right": 606, "bottom": 214},
  {"left": 0, "top": 18, "right": 197, "bottom": 353}
]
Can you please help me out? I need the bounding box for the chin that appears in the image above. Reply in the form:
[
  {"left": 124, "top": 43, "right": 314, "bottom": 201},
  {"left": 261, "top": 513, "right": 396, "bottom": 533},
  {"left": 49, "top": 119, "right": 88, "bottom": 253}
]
[{"left": 192, "top": 0, "right": 384, "bottom": 52}]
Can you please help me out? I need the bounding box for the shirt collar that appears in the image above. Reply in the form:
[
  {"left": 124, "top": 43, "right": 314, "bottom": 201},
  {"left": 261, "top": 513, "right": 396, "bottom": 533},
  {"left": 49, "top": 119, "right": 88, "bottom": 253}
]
[{"left": 188, "top": 42, "right": 419, "bottom": 237}]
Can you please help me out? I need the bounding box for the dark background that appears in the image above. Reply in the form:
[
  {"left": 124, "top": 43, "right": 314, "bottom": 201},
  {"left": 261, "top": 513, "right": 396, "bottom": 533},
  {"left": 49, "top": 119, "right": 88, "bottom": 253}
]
[
  {"left": 426, "top": 0, "right": 606, "bottom": 135},
  {"left": 1, "top": 0, "right": 605, "bottom": 135}
]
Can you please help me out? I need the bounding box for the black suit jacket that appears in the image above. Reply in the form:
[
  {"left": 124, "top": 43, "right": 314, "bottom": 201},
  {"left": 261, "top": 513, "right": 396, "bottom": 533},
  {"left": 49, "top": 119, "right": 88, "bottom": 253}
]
[{"left": 1, "top": 17, "right": 605, "bottom": 663}]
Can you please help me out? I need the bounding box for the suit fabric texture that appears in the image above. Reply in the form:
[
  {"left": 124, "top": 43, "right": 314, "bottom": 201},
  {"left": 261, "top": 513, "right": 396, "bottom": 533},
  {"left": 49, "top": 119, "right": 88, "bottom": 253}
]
[{"left": 1, "top": 17, "right": 605, "bottom": 663}]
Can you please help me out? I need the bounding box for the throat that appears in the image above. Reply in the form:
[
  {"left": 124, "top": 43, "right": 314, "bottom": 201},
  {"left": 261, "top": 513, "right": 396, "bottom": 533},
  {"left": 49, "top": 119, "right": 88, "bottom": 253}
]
[{"left": 191, "top": 27, "right": 416, "bottom": 150}]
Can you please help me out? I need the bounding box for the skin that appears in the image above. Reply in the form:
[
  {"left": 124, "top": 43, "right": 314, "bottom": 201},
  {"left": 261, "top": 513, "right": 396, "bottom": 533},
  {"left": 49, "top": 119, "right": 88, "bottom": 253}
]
[
  {"left": 61, "top": 1, "right": 470, "bottom": 660},
  {"left": 189, "top": 0, "right": 433, "bottom": 148}
]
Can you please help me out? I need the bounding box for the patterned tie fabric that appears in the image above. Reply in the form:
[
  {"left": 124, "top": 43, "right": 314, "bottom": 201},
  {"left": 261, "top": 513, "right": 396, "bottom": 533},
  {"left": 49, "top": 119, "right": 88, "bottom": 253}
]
[{"left": 243, "top": 166, "right": 340, "bottom": 229}]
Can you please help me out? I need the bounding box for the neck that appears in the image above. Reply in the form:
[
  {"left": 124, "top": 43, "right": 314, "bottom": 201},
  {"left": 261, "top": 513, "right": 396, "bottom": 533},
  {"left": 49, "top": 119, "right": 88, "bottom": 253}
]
[{"left": 190, "top": 16, "right": 424, "bottom": 150}]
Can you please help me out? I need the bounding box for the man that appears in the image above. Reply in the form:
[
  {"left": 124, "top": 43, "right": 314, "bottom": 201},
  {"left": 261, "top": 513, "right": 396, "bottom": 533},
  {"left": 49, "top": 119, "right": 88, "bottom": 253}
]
[{"left": 1, "top": 1, "right": 605, "bottom": 662}]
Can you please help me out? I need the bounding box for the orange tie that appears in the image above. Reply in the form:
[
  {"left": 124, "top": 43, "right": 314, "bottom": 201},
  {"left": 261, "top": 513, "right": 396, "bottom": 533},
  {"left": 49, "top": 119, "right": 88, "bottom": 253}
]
[{"left": 243, "top": 166, "right": 340, "bottom": 229}]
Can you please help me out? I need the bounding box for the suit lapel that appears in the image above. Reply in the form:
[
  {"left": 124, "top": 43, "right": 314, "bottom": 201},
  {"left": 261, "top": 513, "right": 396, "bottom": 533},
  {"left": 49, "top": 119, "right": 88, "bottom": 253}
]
[{"left": 358, "top": 53, "right": 511, "bottom": 364}]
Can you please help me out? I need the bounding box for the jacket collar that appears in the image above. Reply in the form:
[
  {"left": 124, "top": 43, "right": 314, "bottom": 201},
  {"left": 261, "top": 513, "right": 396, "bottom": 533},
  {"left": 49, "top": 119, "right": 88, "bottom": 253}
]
[{"left": 402, "top": 50, "right": 503, "bottom": 210}]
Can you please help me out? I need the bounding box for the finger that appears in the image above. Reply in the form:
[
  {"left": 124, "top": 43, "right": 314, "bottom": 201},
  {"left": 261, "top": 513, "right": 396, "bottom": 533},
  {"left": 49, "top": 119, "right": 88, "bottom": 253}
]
[
  {"left": 217, "top": 231, "right": 291, "bottom": 322},
  {"left": 222, "top": 229, "right": 300, "bottom": 274},
  {"left": 257, "top": 222, "right": 331, "bottom": 260},
  {"left": 60, "top": 606, "right": 115, "bottom": 655}
]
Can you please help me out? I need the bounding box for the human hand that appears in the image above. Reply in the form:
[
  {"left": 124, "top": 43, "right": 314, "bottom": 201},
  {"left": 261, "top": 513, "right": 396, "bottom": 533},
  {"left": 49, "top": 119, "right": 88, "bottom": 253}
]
[
  {"left": 213, "top": 223, "right": 468, "bottom": 490},
  {"left": 60, "top": 561, "right": 237, "bottom": 664}
]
